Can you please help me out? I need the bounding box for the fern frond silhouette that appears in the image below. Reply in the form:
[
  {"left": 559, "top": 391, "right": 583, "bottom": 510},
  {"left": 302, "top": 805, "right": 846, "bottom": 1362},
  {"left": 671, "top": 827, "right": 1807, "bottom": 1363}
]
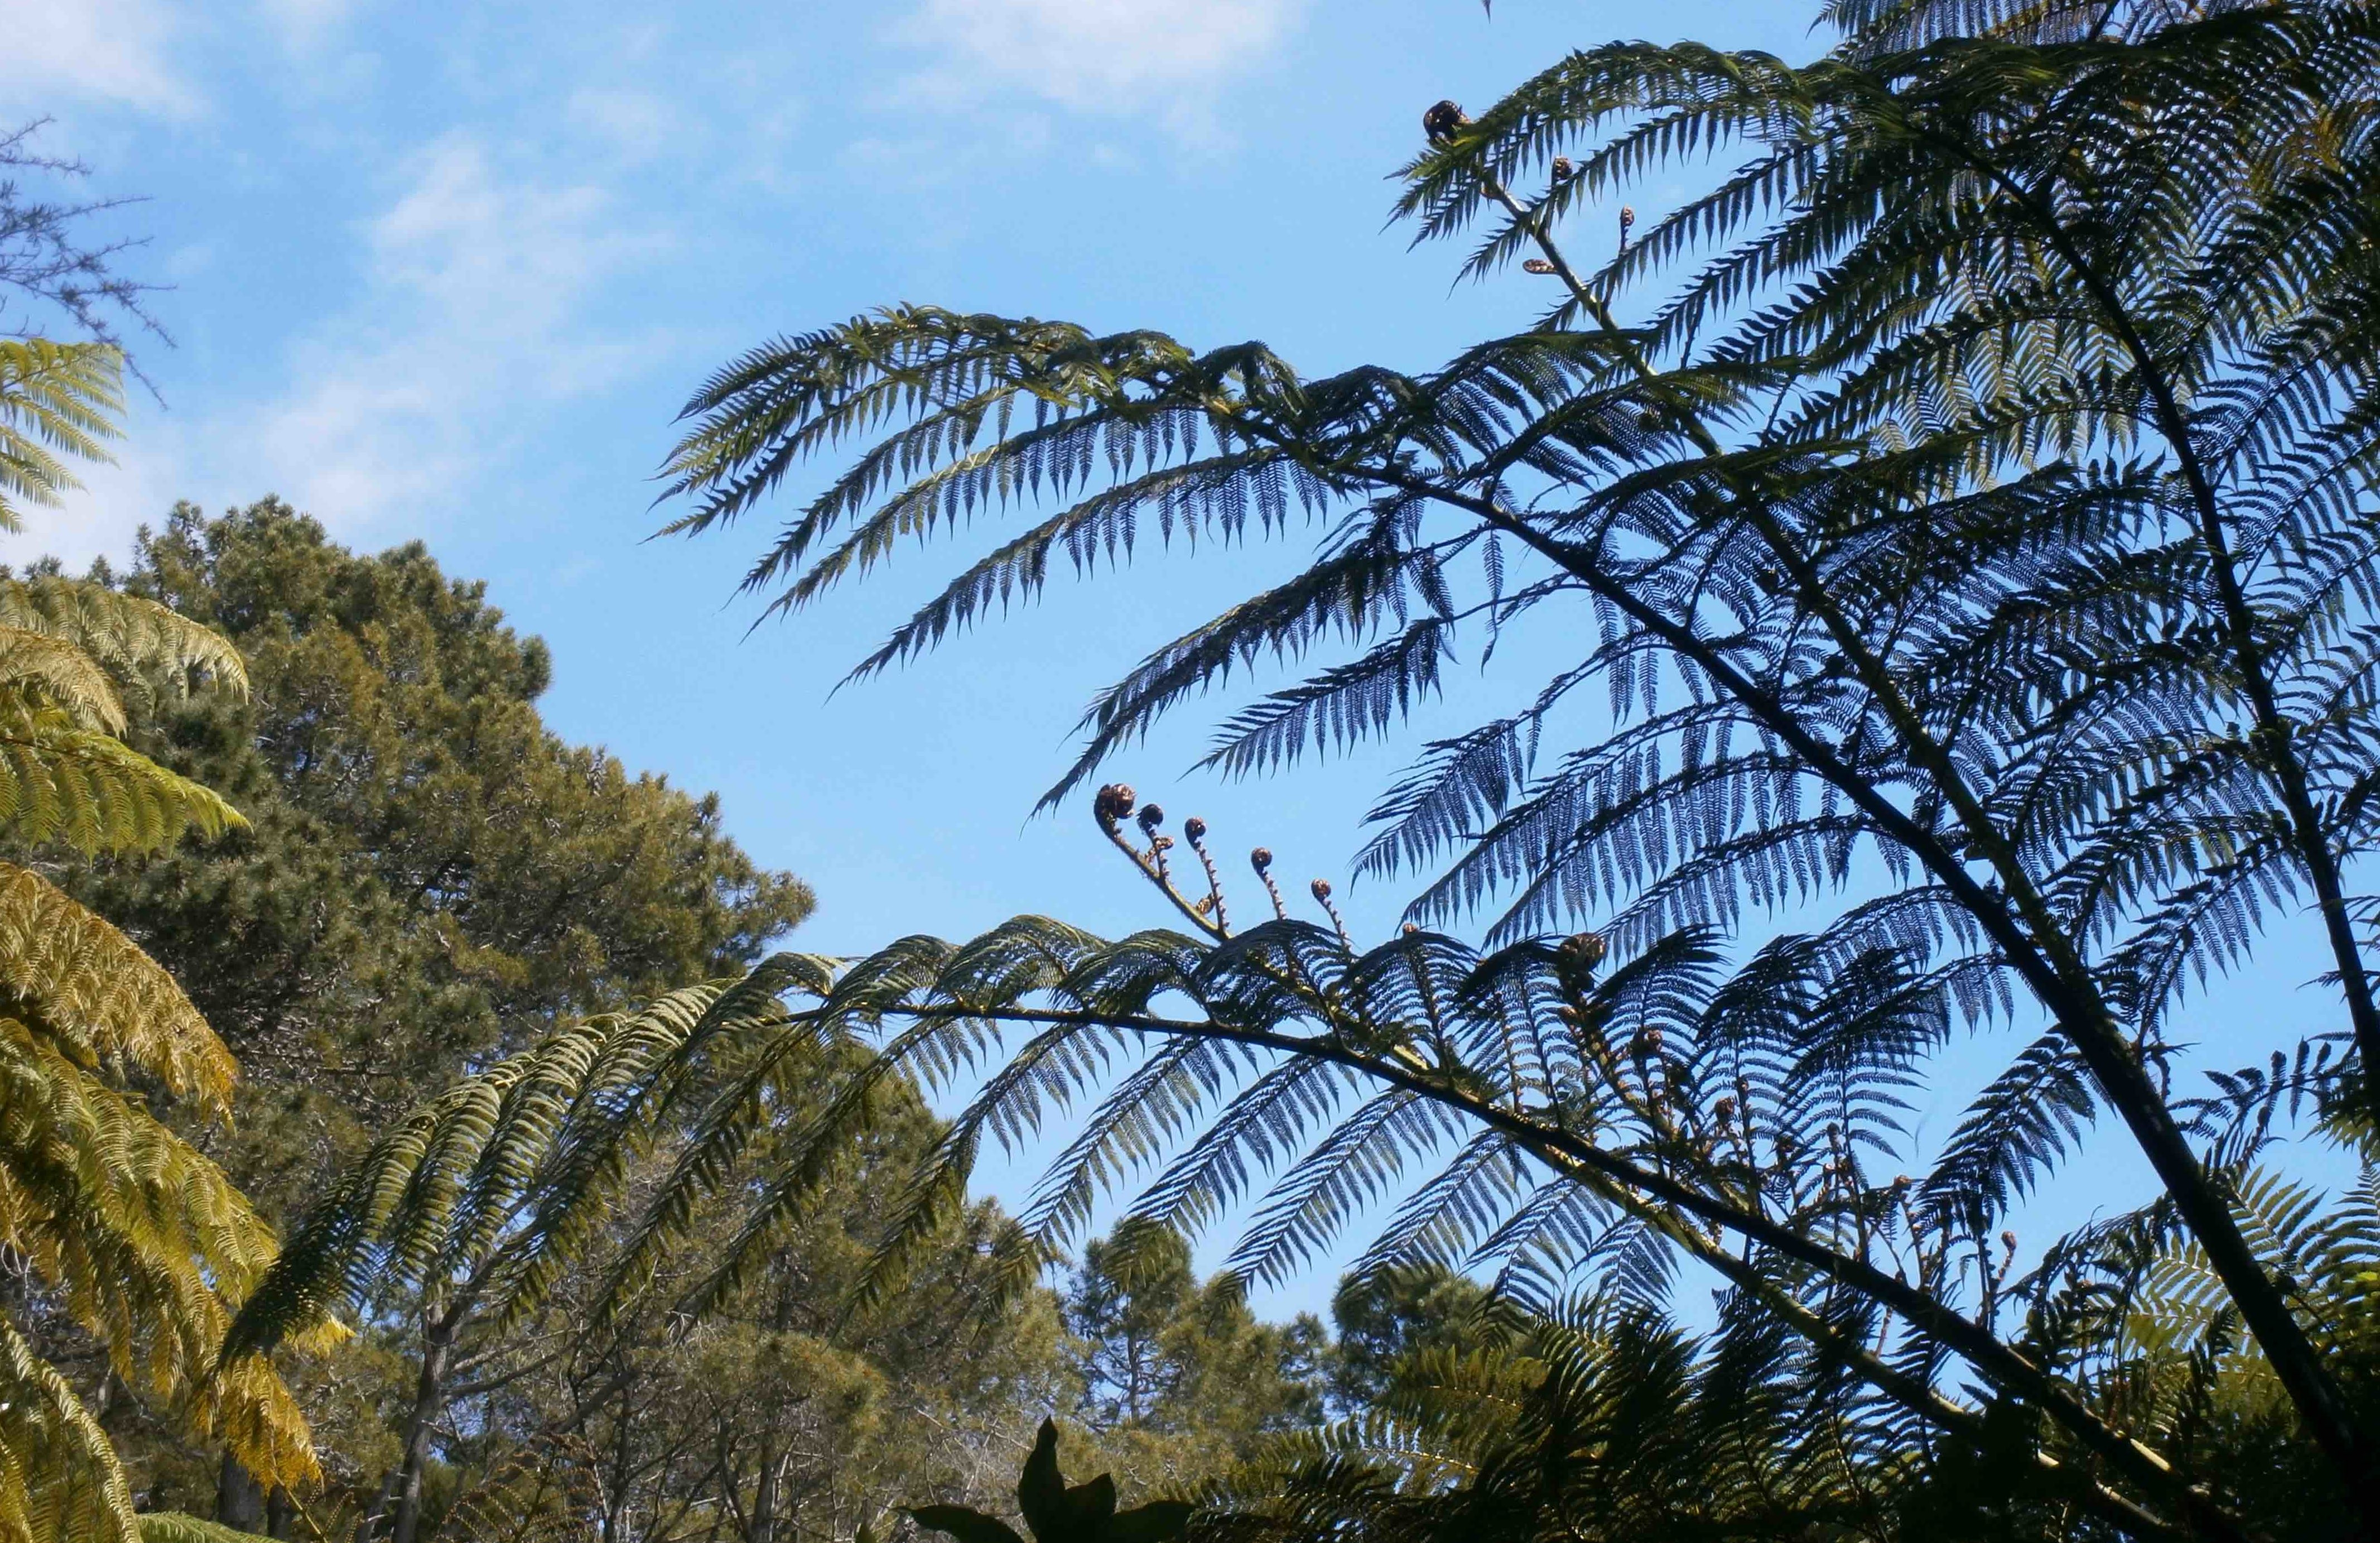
[
  {"left": 910, "top": 1419, "right": 1192, "bottom": 1543},
  {"left": 662, "top": 1, "right": 2380, "bottom": 1526},
  {"left": 594, "top": 787, "right": 2380, "bottom": 1539}
]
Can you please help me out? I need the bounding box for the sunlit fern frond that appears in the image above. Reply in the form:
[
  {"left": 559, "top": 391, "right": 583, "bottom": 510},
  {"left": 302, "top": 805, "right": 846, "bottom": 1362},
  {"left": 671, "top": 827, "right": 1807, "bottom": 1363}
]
[
  {"left": 223, "top": 966, "right": 811, "bottom": 1362},
  {"left": 0, "top": 699, "right": 243, "bottom": 854},
  {"left": 0, "top": 578, "right": 247, "bottom": 854},
  {"left": 0, "top": 858, "right": 237, "bottom": 1109},
  {"left": 465, "top": 959, "right": 826, "bottom": 1335},
  {"left": 0, "top": 624, "right": 125, "bottom": 732},
  {"left": 0, "top": 575, "right": 250, "bottom": 708},
  {"left": 133, "top": 1515, "right": 275, "bottom": 1543},
  {"left": 0, "top": 1014, "right": 272, "bottom": 1329},
  {"left": 0, "top": 1010, "right": 316, "bottom": 1505},
  {"left": 0, "top": 870, "right": 290, "bottom": 1403},
  {"left": 0, "top": 1311, "right": 139, "bottom": 1543},
  {"left": 0, "top": 339, "right": 121, "bottom": 534},
  {"left": 0, "top": 370, "right": 297, "bottom": 1537}
]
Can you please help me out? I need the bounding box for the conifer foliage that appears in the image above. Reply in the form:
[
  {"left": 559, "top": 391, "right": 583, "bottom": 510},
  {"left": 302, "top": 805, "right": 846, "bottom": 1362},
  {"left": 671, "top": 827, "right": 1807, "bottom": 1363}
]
[{"left": 659, "top": 1, "right": 2380, "bottom": 1537}]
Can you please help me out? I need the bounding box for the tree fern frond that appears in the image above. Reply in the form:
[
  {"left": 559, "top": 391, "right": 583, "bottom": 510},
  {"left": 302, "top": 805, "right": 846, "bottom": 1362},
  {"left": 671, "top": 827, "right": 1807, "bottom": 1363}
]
[
  {"left": 0, "top": 701, "right": 244, "bottom": 855},
  {"left": 135, "top": 1516, "right": 275, "bottom": 1543},
  {"left": 0, "top": 339, "right": 121, "bottom": 533},
  {"left": 0, "top": 576, "right": 249, "bottom": 704},
  {"left": 0, "top": 624, "right": 124, "bottom": 732},
  {"left": 0, "top": 1312, "right": 138, "bottom": 1543},
  {"left": 0, "top": 859, "right": 235, "bottom": 1108},
  {"left": 658, "top": 1, "right": 2380, "bottom": 1523}
]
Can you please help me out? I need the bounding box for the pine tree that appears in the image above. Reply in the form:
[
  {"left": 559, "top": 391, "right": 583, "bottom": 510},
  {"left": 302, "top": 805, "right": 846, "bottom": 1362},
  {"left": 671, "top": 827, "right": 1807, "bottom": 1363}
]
[
  {"left": 1064, "top": 1218, "right": 1327, "bottom": 1482},
  {"left": 48, "top": 501, "right": 817, "bottom": 1230},
  {"left": 1326, "top": 1265, "right": 1485, "bottom": 1414}
]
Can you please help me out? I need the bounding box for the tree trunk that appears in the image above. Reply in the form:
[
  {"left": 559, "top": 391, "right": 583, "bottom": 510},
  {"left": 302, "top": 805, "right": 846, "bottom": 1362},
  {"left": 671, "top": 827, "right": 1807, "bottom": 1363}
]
[
  {"left": 388, "top": 1316, "right": 455, "bottom": 1543},
  {"left": 216, "top": 1451, "right": 267, "bottom": 1532},
  {"left": 750, "top": 1446, "right": 784, "bottom": 1543},
  {"left": 748, "top": 1254, "right": 798, "bottom": 1543},
  {"left": 356, "top": 1472, "right": 400, "bottom": 1543}
]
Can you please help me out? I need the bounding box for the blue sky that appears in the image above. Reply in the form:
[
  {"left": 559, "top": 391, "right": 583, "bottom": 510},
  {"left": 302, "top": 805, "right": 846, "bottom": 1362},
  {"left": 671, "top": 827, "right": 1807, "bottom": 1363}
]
[
  {"left": 7, "top": 0, "right": 2352, "bottom": 1318},
  {"left": 9, "top": 0, "right": 1812, "bottom": 954}
]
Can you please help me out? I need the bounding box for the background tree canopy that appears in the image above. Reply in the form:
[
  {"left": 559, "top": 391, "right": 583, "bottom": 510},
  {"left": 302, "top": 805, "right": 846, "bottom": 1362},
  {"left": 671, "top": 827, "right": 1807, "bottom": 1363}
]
[
  {"left": 28, "top": 499, "right": 814, "bottom": 1217},
  {"left": 9, "top": 498, "right": 1468, "bottom": 1542},
  {"left": 6, "top": 501, "right": 814, "bottom": 1522}
]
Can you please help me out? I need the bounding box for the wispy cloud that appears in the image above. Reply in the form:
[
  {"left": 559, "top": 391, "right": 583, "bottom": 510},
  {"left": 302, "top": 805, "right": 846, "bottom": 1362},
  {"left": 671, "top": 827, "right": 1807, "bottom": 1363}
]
[
  {"left": 13, "top": 0, "right": 1300, "bottom": 573},
  {"left": 2, "top": 0, "right": 199, "bottom": 117},
  {"left": 565, "top": 87, "right": 682, "bottom": 163},
  {"left": 244, "top": 132, "right": 670, "bottom": 521},
  {"left": 893, "top": 0, "right": 1302, "bottom": 134},
  {"left": 45, "top": 132, "right": 672, "bottom": 568},
  {"left": 252, "top": 0, "right": 362, "bottom": 50}
]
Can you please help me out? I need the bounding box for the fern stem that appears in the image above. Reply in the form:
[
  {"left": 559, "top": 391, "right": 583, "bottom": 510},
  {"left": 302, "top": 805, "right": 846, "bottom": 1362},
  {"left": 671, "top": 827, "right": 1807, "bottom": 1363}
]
[
  {"left": 1347, "top": 459, "right": 2374, "bottom": 1526},
  {"left": 1851, "top": 104, "right": 2380, "bottom": 1523},
  {"left": 1919, "top": 102, "right": 2380, "bottom": 1119}
]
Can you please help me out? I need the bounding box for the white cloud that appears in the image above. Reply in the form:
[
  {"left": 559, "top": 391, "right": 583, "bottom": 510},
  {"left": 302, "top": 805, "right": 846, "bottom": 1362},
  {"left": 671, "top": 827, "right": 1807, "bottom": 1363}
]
[
  {"left": 38, "top": 133, "right": 674, "bottom": 568},
  {"left": 894, "top": 0, "right": 1299, "bottom": 129},
  {"left": 246, "top": 134, "right": 667, "bottom": 524},
  {"left": 1, "top": 0, "right": 198, "bottom": 117},
  {"left": 367, "top": 134, "right": 657, "bottom": 352},
  {"left": 565, "top": 88, "right": 681, "bottom": 162},
  {"left": 253, "top": 0, "right": 359, "bottom": 49}
]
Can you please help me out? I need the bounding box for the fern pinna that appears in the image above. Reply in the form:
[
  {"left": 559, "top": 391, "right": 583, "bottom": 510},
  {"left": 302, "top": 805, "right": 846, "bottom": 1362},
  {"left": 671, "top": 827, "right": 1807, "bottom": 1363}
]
[
  {"left": 0, "top": 560, "right": 318, "bottom": 1542},
  {"left": 0, "top": 340, "right": 121, "bottom": 533},
  {"left": 619, "top": 788, "right": 2380, "bottom": 1537},
  {"left": 217, "top": 957, "right": 837, "bottom": 1543},
  {"left": 656, "top": 0, "right": 2380, "bottom": 1530}
]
